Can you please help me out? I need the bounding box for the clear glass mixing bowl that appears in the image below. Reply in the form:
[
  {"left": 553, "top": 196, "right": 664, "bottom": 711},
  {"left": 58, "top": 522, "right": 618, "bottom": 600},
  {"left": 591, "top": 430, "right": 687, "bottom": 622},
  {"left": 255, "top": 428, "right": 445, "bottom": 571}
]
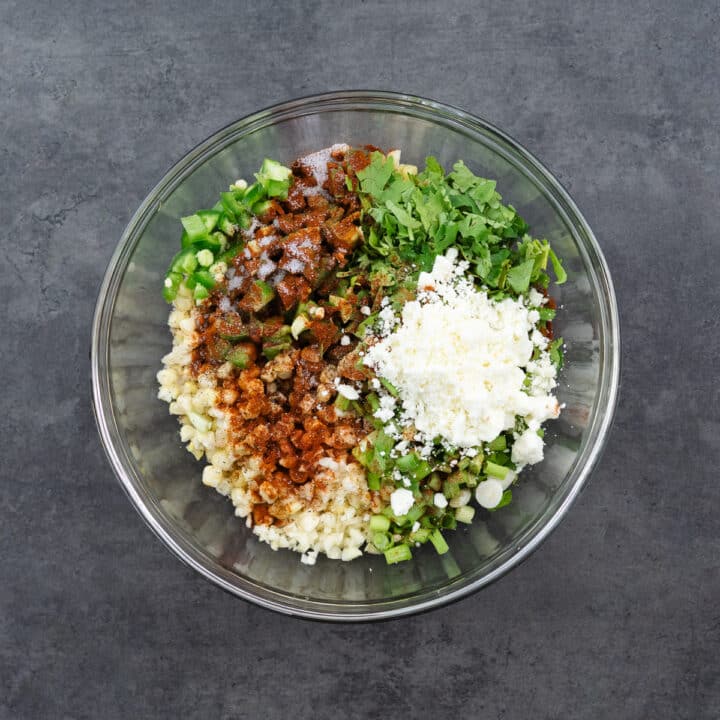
[{"left": 92, "top": 91, "right": 620, "bottom": 620}]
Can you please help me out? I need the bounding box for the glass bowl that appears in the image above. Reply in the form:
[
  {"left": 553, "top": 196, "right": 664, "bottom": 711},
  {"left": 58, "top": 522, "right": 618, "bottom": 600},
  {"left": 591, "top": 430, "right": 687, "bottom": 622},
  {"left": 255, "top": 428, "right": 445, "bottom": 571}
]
[{"left": 91, "top": 91, "right": 620, "bottom": 621}]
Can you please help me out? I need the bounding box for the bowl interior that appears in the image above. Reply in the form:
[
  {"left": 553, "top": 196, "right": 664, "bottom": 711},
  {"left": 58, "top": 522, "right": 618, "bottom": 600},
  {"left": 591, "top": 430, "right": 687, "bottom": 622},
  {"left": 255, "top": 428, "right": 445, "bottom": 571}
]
[{"left": 95, "top": 94, "right": 617, "bottom": 619}]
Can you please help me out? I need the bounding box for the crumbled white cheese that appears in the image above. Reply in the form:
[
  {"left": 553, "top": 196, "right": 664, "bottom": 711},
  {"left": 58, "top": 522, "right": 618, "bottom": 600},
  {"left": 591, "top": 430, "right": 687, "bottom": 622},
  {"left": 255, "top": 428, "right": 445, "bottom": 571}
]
[
  {"left": 334, "top": 379, "right": 360, "bottom": 400},
  {"left": 364, "top": 252, "right": 559, "bottom": 449},
  {"left": 511, "top": 428, "right": 545, "bottom": 468},
  {"left": 373, "top": 394, "right": 397, "bottom": 423},
  {"left": 360, "top": 305, "right": 371, "bottom": 316},
  {"left": 433, "top": 492, "right": 448, "bottom": 509},
  {"left": 340, "top": 334, "right": 351, "bottom": 346},
  {"left": 390, "top": 488, "right": 414, "bottom": 516}
]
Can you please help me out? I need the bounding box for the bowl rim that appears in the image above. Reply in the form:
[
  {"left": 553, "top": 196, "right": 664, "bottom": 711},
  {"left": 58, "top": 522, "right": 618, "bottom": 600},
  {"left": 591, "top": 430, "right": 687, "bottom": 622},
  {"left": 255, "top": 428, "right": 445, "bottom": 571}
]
[{"left": 91, "top": 89, "right": 621, "bottom": 621}]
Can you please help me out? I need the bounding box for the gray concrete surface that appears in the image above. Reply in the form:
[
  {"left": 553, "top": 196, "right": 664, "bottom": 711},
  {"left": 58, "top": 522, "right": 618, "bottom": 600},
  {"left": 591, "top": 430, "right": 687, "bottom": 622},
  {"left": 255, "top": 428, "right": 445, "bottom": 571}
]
[{"left": 1, "top": 1, "right": 718, "bottom": 718}]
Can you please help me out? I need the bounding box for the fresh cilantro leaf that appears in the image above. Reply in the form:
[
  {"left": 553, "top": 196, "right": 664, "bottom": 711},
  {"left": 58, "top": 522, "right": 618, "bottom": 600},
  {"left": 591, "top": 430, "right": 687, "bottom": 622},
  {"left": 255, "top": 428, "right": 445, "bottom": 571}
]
[
  {"left": 356, "top": 152, "right": 395, "bottom": 197},
  {"left": 448, "top": 160, "right": 478, "bottom": 192},
  {"left": 548, "top": 337, "right": 564, "bottom": 369},
  {"left": 548, "top": 248, "right": 567, "bottom": 284},
  {"left": 506, "top": 258, "right": 535, "bottom": 294}
]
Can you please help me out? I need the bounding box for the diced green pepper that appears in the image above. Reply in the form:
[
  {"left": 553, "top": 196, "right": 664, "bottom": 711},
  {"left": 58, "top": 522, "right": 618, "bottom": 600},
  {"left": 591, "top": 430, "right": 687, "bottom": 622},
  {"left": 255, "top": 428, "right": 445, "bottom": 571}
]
[
  {"left": 243, "top": 280, "right": 275, "bottom": 312},
  {"left": 252, "top": 199, "right": 274, "bottom": 217},
  {"left": 218, "top": 213, "right": 237, "bottom": 237},
  {"left": 181, "top": 214, "right": 208, "bottom": 242},
  {"left": 162, "top": 272, "right": 182, "bottom": 302},
  {"left": 220, "top": 192, "right": 243, "bottom": 221},
  {"left": 241, "top": 182, "right": 266, "bottom": 208},
  {"left": 197, "top": 209, "right": 221, "bottom": 232},
  {"left": 215, "top": 314, "right": 248, "bottom": 341},
  {"left": 255, "top": 159, "right": 292, "bottom": 199},
  {"left": 193, "top": 284, "right": 209, "bottom": 302},
  {"left": 192, "top": 269, "right": 216, "bottom": 290},
  {"left": 171, "top": 248, "right": 198, "bottom": 275},
  {"left": 227, "top": 346, "right": 251, "bottom": 368},
  {"left": 262, "top": 342, "right": 290, "bottom": 360}
]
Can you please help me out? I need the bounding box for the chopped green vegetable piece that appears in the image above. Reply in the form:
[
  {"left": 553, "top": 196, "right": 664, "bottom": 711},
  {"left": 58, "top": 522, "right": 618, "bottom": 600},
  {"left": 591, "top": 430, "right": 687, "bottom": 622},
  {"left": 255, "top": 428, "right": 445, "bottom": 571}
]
[
  {"left": 218, "top": 214, "right": 237, "bottom": 237},
  {"left": 548, "top": 248, "right": 567, "bottom": 284},
  {"left": 193, "top": 284, "right": 209, "bottom": 301},
  {"left": 429, "top": 529, "right": 449, "bottom": 555},
  {"left": 549, "top": 337, "right": 564, "bottom": 369},
  {"left": 197, "top": 210, "right": 221, "bottom": 232},
  {"left": 489, "top": 489, "right": 513, "bottom": 511},
  {"left": 217, "top": 243, "right": 244, "bottom": 265},
  {"left": 227, "top": 346, "right": 251, "bottom": 368},
  {"left": 455, "top": 505, "right": 475, "bottom": 524},
  {"left": 506, "top": 258, "right": 535, "bottom": 294},
  {"left": 427, "top": 473, "right": 442, "bottom": 492},
  {"left": 192, "top": 269, "right": 216, "bottom": 290},
  {"left": 372, "top": 532, "right": 392, "bottom": 551},
  {"left": 488, "top": 435, "right": 507, "bottom": 452},
  {"left": 384, "top": 544, "right": 412, "bottom": 564},
  {"left": 485, "top": 461, "right": 510, "bottom": 480},
  {"left": 334, "top": 394, "right": 351, "bottom": 412},
  {"left": 262, "top": 342, "right": 290, "bottom": 360},
  {"left": 163, "top": 272, "right": 182, "bottom": 302},
  {"left": 255, "top": 159, "right": 293, "bottom": 199},
  {"left": 181, "top": 214, "right": 208, "bottom": 242},
  {"left": 370, "top": 514, "right": 391, "bottom": 533},
  {"left": 243, "top": 280, "right": 275, "bottom": 312},
  {"left": 290, "top": 315, "right": 309, "bottom": 339}
]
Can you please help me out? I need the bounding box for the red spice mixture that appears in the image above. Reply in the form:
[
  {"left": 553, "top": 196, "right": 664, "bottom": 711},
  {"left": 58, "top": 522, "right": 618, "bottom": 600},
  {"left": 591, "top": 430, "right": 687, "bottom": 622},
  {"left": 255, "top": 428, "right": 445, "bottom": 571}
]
[{"left": 190, "top": 146, "right": 381, "bottom": 526}]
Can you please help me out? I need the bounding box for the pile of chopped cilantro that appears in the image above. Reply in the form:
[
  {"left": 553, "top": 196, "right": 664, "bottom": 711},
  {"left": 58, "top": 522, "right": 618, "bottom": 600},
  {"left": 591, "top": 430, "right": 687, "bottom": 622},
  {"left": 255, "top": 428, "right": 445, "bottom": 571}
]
[{"left": 352, "top": 152, "right": 566, "bottom": 297}]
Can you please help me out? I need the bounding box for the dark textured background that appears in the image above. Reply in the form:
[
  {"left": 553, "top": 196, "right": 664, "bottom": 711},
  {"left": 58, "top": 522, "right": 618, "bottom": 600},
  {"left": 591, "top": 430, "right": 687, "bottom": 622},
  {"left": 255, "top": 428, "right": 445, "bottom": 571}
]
[{"left": 2, "top": 1, "right": 718, "bottom": 718}]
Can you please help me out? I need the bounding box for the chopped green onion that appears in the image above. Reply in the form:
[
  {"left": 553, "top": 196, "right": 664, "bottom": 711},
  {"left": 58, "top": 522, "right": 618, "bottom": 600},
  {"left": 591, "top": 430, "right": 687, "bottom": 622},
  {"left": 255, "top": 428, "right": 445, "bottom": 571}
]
[
  {"left": 369, "top": 514, "right": 391, "bottom": 533},
  {"left": 429, "top": 529, "right": 449, "bottom": 555},
  {"left": 427, "top": 473, "right": 442, "bottom": 492},
  {"left": 384, "top": 544, "right": 412, "bottom": 564},
  {"left": 485, "top": 461, "right": 510, "bottom": 480},
  {"left": 372, "top": 532, "right": 392, "bottom": 551},
  {"left": 455, "top": 506, "right": 475, "bottom": 524},
  {"left": 488, "top": 435, "right": 507, "bottom": 452}
]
